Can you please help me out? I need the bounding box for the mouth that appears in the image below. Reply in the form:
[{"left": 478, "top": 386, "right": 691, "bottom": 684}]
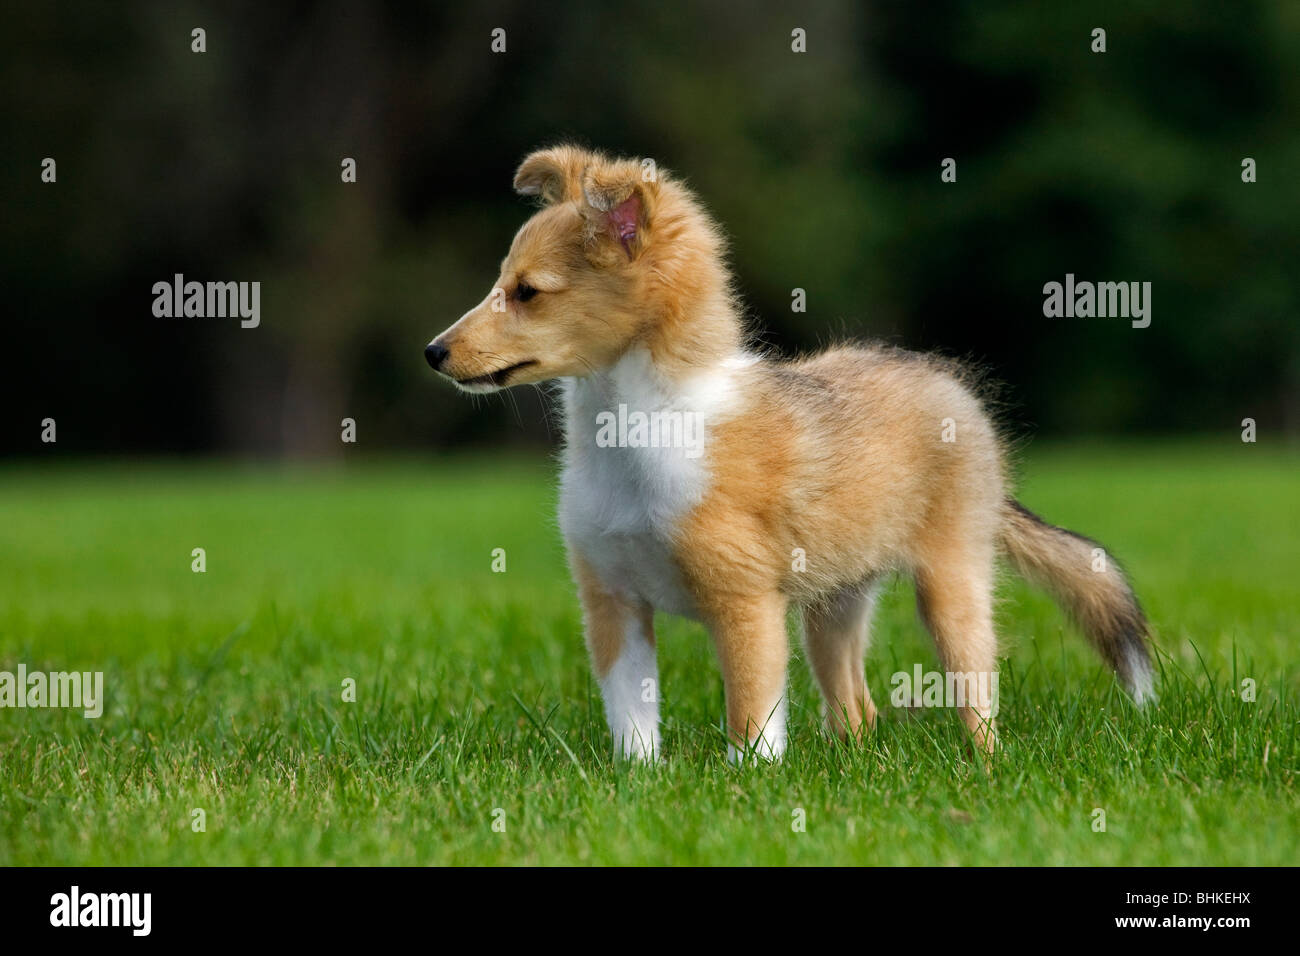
[{"left": 454, "top": 359, "right": 538, "bottom": 391}]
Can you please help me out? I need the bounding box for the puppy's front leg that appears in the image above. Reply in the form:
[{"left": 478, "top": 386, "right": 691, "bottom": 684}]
[
  {"left": 705, "top": 592, "right": 790, "bottom": 764},
  {"left": 572, "top": 554, "right": 660, "bottom": 761}
]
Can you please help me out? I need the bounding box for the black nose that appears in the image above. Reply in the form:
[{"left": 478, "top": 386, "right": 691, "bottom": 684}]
[{"left": 425, "top": 342, "right": 449, "bottom": 370}]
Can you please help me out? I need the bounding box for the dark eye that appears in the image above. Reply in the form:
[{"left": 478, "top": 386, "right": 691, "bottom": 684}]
[{"left": 515, "top": 283, "right": 538, "bottom": 302}]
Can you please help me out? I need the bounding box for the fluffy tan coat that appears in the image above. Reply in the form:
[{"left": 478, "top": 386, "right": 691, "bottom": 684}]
[{"left": 427, "top": 145, "right": 1155, "bottom": 761}]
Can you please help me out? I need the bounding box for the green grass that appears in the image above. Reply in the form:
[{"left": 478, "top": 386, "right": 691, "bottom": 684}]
[{"left": 0, "top": 442, "right": 1296, "bottom": 865}]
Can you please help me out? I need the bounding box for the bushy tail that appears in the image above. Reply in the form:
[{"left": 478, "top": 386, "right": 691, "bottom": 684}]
[{"left": 999, "top": 499, "right": 1156, "bottom": 704}]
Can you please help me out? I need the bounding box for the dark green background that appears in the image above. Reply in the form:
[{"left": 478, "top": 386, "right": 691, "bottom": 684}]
[{"left": 5, "top": 0, "right": 1297, "bottom": 456}]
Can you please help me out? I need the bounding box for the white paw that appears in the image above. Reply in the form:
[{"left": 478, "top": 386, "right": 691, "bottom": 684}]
[
  {"left": 726, "top": 696, "right": 787, "bottom": 765},
  {"left": 613, "top": 724, "right": 662, "bottom": 763}
]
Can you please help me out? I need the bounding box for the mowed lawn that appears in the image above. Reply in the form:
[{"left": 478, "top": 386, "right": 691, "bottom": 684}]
[{"left": 0, "top": 443, "right": 1295, "bottom": 866}]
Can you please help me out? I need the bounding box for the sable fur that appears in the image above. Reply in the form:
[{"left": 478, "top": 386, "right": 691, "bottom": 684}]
[{"left": 427, "top": 145, "right": 1156, "bottom": 761}]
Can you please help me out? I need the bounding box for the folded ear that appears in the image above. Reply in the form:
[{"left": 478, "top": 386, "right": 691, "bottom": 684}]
[
  {"left": 580, "top": 158, "right": 660, "bottom": 261},
  {"left": 513, "top": 145, "right": 592, "bottom": 205}
]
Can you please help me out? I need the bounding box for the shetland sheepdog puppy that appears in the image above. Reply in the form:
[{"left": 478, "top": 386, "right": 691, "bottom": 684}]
[{"left": 425, "top": 145, "right": 1155, "bottom": 762}]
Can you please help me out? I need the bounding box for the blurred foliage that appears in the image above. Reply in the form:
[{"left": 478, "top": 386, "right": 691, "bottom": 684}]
[{"left": 3, "top": 0, "right": 1297, "bottom": 456}]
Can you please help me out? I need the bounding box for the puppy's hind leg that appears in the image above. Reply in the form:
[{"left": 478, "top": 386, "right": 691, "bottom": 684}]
[
  {"left": 801, "top": 579, "right": 882, "bottom": 738},
  {"left": 914, "top": 547, "right": 1000, "bottom": 755}
]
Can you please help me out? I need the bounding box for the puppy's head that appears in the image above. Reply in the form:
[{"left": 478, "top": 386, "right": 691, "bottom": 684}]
[{"left": 425, "top": 146, "right": 663, "bottom": 392}]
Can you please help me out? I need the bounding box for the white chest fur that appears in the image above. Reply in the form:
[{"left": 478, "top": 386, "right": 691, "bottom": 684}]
[{"left": 557, "top": 348, "right": 752, "bottom": 619}]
